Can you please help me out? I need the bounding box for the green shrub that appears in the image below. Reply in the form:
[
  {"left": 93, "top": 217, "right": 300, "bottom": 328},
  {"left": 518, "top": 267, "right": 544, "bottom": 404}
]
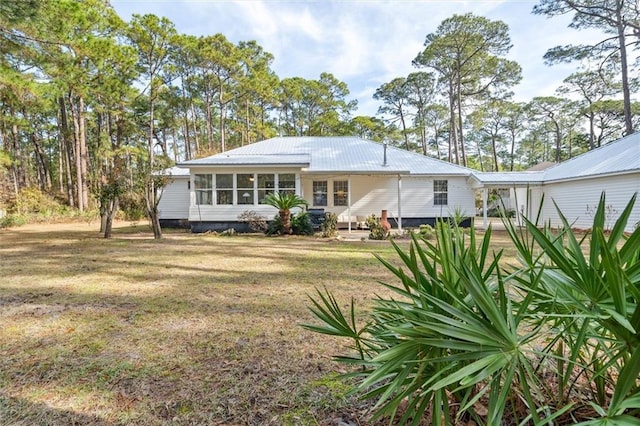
[
  {"left": 305, "top": 193, "right": 640, "bottom": 425},
  {"left": 267, "top": 211, "right": 313, "bottom": 236},
  {"left": 418, "top": 223, "right": 434, "bottom": 239},
  {"left": 0, "top": 213, "right": 27, "bottom": 229},
  {"left": 365, "top": 214, "right": 387, "bottom": 240},
  {"left": 320, "top": 212, "right": 338, "bottom": 237},
  {"left": 486, "top": 206, "right": 515, "bottom": 218},
  {"left": 291, "top": 211, "right": 314, "bottom": 235},
  {"left": 13, "top": 187, "right": 63, "bottom": 215}
]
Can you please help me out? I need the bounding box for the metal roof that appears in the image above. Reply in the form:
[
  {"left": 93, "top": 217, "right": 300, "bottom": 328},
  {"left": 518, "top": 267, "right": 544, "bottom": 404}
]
[
  {"left": 165, "top": 166, "right": 189, "bottom": 177},
  {"left": 176, "top": 133, "right": 639, "bottom": 182},
  {"left": 473, "top": 171, "right": 545, "bottom": 185},
  {"left": 181, "top": 153, "right": 310, "bottom": 167},
  {"left": 179, "top": 136, "right": 471, "bottom": 175},
  {"left": 541, "top": 132, "right": 640, "bottom": 182}
]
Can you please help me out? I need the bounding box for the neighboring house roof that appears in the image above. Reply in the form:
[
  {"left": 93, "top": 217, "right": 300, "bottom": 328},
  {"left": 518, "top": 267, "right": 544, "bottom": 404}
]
[
  {"left": 541, "top": 132, "right": 640, "bottom": 182},
  {"left": 473, "top": 171, "right": 545, "bottom": 185},
  {"left": 179, "top": 136, "right": 472, "bottom": 175}
]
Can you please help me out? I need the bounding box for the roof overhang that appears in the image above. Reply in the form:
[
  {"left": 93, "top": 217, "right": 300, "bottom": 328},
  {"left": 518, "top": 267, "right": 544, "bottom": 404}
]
[{"left": 178, "top": 154, "right": 311, "bottom": 168}]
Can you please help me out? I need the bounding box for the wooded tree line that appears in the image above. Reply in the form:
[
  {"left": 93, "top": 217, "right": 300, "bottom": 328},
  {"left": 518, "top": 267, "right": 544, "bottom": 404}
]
[
  {"left": 0, "top": 0, "right": 638, "bottom": 237},
  {"left": 375, "top": 5, "right": 639, "bottom": 172}
]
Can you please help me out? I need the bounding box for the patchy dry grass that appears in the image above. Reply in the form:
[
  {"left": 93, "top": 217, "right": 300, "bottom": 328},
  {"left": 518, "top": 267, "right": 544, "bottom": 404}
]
[{"left": 0, "top": 222, "right": 516, "bottom": 425}]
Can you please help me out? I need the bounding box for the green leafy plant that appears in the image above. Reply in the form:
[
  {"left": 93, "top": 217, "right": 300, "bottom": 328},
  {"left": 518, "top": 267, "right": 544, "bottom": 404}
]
[
  {"left": 365, "top": 214, "right": 387, "bottom": 240},
  {"left": 263, "top": 192, "right": 308, "bottom": 235},
  {"left": 419, "top": 223, "right": 434, "bottom": 239},
  {"left": 320, "top": 212, "right": 338, "bottom": 238},
  {"left": 304, "top": 193, "right": 640, "bottom": 425},
  {"left": 266, "top": 212, "right": 313, "bottom": 236},
  {"left": 448, "top": 205, "right": 469, "bottom": 225},
  {"left": 291, "top": 211, "right": 314, "bottom": 236}
]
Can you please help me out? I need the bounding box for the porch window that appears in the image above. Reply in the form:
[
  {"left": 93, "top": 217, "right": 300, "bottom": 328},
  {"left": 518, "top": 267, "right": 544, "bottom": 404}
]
[
  {"left": 333, "top": 180, "right": 348, "bottom": 206},
  {"left": 216, "top": 174, "right": 233, "bottom": 205},
  {"left": 194, "top": 174, "right": 212, "bottom": 205},
  {"left": 279, "top": 173, "right": 296, "bottom": 195},
  {"left": 258, "top": 174, "right": 275, "bottom": 204},
  {"left": 313, "top": 180, "right": 327, "bottom": 206},
  {"left": 434, "top": 179, "right": 448, "bottom": 206},
  {"left": 237, "top": 174, "right": 254, "bottom": 205}
]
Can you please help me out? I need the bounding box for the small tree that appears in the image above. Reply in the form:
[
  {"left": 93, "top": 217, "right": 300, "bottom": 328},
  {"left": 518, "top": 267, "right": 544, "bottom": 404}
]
[{"left": 262, "top": 192, "right": 307, "bottom": 235}]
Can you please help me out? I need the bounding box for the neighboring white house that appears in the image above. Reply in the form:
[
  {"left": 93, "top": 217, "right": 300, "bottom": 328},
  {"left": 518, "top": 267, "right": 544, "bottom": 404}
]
[
  {"left": 158, "top": 133, "right": 640, "bottom": 233},
  {"left": 525, "top": 132, "right": 640, "bottom": 232}
]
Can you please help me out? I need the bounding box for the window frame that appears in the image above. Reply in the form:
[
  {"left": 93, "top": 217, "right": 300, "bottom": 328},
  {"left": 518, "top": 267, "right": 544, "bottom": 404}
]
[
  {"left": 215, "top": 173, "right": 233, "bottom": 205},
  {"left": 257, "top": 174, "right": 275, "bottom": 204},
  {"left": 278, "top": 173, "right": 296, "bottom": 196},
  {"left": 312, "top": 180, "right": 328, "bottom": 206},
  {"left": 236, "top": 173, "right": 255, "bottom": 205},
  {"left": 333, "top": 180, "right": 348, "bottom": 206},
  {"left": 194, "top": 174, "right": 213, "bottom": 205},
  {"left": 433, "top": 179, "right": 448, "bottom": 206}
]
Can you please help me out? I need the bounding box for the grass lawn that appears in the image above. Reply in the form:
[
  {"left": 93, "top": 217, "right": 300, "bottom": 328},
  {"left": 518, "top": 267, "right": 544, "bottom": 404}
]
[{"left": 0, "top": 221, "right": 517, "bottom": 425}]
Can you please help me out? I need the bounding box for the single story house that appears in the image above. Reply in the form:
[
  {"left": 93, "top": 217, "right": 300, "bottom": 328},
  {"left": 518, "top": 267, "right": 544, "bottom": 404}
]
[
  {"left": 162, "top": 136, "right": 477, "bottom": 232},
  {"left": 159, "top": 133, "right": 640, "bottom": 233}
]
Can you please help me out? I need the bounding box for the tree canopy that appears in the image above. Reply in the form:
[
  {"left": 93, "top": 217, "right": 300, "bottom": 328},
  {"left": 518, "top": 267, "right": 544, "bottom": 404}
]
[{"left": 0, "top": 1, "right": 637, "bottom": 228}]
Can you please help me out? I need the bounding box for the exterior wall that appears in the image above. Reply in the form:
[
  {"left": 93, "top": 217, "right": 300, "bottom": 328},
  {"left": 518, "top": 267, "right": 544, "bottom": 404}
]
[
  {"left": 302, "top": 174, "right": 476, "bottom": 226},
  {"left": 187, "top": 167, "right": 302, "bottom": 224},
  {"left": 538, "top": 173, "right": 640, "bottom": 232},
  {"left": 183, "top": 170, "right": 477, "bottom": 230},
  {"left": 513, "top": 186, "right": 544, "bottom": 225},
  {"left": 158, "top": 177, "right": 190, "bottom": 220}
]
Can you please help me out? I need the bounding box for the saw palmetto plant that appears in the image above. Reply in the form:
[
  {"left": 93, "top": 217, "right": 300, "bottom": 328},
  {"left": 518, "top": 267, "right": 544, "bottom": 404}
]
[{"left": 304, "top": 193, "right": 640, "bottom": 425}]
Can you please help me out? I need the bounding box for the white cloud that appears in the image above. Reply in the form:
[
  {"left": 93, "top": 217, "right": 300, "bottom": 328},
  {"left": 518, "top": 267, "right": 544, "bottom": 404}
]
[{"left": 111, "top": 0, "right": 622, "bottom": 117}]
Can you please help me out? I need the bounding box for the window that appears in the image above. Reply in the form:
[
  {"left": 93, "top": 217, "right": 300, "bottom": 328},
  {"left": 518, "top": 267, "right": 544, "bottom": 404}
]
[
  {"left": 333, "top": 180, "right": 348, "bottom": 206},
  {"left": 279, "top": 173, "right": 296, "bottom": 196},
  {"left": 313, "top": 180, "right": 328, "bottom": 206},
  {"left": 216, "top": 174, "right": 233, "bottom": 205},
  {"left": 434, "top": 180, "right": 448, "bottom": 206},
  {"left": 195, "top": 174, "right": 212, "bottom": 205},
  {"left": 236, "top": 174, "right": 254, "bottom": 205},
  {"left": 257, "top": 174, "right": 275, "bottom": 204}
]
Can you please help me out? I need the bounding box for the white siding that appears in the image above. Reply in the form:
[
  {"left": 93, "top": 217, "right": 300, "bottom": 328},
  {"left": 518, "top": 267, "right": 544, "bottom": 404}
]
[
  {"left": 301, "top": 174, "right": 476, "bottom": 223},
  {"left": 400, "top": 176, "right": 476, "bottom": 218},
  {"left": 185, "top": 171, "right": 478, "bottom": 224},
  {"left": 158, "top": 177, "right": 190, "bottom": 219},
  {"left": 513, "top": 186, "right": 544, "bottom": 225},
  {"left": 538, "top": 173, "right": 640, "bottom": 232}
]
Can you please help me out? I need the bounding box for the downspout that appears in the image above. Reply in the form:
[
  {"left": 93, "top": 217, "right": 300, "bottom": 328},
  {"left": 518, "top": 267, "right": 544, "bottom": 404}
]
[
  {"left": 482, "top": 187, "right": 488, "bottom": 229},
  {"left": 347, "top": 177, "right": 352, "bottom": 233},
  {"left": 397, "top": 174, "right": 402, "bottom": 231}
]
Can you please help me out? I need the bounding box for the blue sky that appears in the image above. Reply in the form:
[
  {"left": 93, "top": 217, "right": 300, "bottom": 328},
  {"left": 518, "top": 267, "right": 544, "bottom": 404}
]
[{"left": 111, "top": 0, "right": 605, "bottom": 116}]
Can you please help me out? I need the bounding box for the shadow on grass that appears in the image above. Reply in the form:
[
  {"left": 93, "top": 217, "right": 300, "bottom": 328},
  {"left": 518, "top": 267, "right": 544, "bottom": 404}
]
[
  {"left": 0, "top": 394, "right": 114, "bottom": 425},
  {"left": 0, "top": 223, "right": 406, "bottom": 424}
]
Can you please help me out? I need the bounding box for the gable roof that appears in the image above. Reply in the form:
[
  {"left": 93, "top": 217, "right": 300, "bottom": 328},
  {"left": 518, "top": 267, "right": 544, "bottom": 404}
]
[
  {"left": 180, "top": 136, "right": 472, "bottom": 176},
  {"left": 541, "top": 132, "right": 640, "bottom": 182}
]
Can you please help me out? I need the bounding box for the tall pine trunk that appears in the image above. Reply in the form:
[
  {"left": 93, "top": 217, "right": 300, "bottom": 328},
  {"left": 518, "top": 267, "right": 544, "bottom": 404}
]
[{"left": 58, "top": 96, "right": 75, "bottom": 207}]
